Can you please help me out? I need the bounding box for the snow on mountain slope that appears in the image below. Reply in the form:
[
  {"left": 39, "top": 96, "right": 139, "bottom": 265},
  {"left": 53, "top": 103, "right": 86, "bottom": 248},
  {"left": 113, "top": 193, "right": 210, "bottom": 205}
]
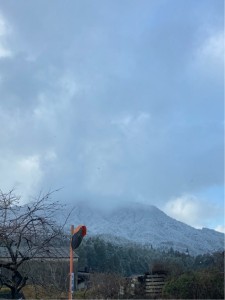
[{"left": 62, "top": 201, "right": 224, "bottom": 255}]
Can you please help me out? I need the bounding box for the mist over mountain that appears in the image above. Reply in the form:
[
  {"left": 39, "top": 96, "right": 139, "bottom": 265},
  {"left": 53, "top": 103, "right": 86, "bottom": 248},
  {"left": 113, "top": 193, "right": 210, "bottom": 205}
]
[{"left": 61, "top": 201, "right": 224, "bottom": 256}]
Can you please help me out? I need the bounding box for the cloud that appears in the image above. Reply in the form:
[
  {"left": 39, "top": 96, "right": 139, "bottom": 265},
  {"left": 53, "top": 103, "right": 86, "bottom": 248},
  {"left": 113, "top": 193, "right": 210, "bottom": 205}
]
[
  {"left": 199, "top": 31, "right": 224, "bottom": 63},
  {"left": 80, "top": 138, "right": 124, "bottom": 197},
  {"left": 111, "top": 112, "right": 151, "bottom": 139},
  {"left": 192, "top": 30, "right": 224, "bottom": 80},
  {"left": 0, "top": 154, "right": 43, "bottom": 201},
  {"left": 0, "top": 0, "right": 223, "bottom": 230},
  {"left": 215, "top": 225, "right": 225, "bottom": 234},
  {"left": 0, "top": 12, "right": 11, "bottom": 57},
  {"left": 0, "top": 149, "right": 58, "bottom": 202},
  {"left": 0, "top": 43, "right": 11, "bottom": 58},
  {"left": 163, "top": 194, "right": 223, "bottom": 229}
]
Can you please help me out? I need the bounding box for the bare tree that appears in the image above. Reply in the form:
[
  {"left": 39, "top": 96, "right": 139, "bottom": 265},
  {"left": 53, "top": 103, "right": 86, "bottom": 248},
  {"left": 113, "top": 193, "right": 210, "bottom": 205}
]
[{"left": 0, "top": 189, "right": 68, "bottom": 299}]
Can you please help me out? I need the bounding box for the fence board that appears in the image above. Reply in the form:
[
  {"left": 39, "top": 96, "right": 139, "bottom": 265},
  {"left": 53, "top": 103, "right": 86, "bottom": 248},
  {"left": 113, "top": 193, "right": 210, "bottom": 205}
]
[{"left": 144, "top": 274, "right": 165, "bottom": 297}]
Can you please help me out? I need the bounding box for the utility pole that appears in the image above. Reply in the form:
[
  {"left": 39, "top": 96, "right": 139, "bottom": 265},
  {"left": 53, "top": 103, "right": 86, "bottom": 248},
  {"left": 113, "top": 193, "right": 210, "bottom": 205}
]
[
  {"left": 68, "top": 224, "right": 87, "bottom": 300},
  {"left": 69, "top": 225, "right": 74, "bottom": 300}
]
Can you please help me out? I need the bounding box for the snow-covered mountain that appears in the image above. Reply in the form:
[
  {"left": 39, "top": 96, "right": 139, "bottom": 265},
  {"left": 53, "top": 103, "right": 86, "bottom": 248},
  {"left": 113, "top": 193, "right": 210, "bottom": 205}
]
[{"left": 60, "top": 201, "right": 224, "bottom": 256}]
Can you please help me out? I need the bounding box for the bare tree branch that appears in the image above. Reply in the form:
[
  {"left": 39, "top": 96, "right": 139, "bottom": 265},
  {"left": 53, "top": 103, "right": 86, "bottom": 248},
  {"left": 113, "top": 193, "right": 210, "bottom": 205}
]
[{"left": 0, "top": 189, "right": 67, "bottom": 299}]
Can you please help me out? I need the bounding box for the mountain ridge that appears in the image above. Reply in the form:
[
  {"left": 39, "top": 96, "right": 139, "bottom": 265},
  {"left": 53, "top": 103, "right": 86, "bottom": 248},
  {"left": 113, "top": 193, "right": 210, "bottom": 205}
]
[{"left": 61, "top": 201, "right": 224, "bottom": 255}]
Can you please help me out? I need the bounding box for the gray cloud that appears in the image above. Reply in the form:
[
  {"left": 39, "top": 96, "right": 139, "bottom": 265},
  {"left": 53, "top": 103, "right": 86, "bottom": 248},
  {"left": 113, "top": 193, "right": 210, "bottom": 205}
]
[{"left": 0, "top": 0, "right": 223, "bottom": 228}]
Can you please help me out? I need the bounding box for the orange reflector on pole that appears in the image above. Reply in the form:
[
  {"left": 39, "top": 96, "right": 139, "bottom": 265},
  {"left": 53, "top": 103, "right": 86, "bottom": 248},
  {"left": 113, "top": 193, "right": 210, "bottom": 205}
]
[{"left": 71, "top": 225, "right": 87, "bottom": 250}]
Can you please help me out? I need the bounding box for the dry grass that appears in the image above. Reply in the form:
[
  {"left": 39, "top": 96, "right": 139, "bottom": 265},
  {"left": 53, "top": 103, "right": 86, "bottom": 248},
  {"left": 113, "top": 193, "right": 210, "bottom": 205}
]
[
  {"left": 1, "top": 285, "right": 86, "bottom": 299},
  {"left": 22, "top": 284, "right": 68, "bottom": 299}
]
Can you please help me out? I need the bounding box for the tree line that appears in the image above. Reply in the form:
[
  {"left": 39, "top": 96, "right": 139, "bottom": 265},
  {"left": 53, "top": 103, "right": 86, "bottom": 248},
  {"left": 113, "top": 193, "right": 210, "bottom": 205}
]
[
  {"left": 76, "top": 236, "right": 224, "bottom": 299},
  {"left": 76, "top": 235, "right": 224, "bottom": 276}
]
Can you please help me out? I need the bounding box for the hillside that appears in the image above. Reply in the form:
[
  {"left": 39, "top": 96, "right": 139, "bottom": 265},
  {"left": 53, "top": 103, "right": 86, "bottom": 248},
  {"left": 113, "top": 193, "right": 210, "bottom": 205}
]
[{"left": 61, "top": 201, "right": 224, "bottom": 255}]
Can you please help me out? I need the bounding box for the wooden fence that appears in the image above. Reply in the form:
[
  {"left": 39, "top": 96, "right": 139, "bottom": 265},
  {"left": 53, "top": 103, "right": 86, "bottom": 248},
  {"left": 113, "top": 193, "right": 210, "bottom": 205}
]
[{"left": 145, "top": 274, "right": 166, "bottom": 297}]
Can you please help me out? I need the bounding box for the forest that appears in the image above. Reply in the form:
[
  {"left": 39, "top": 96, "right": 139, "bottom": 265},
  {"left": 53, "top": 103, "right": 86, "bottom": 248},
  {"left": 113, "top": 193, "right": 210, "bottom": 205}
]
[
  {"left": 76, "top": 236, "right": 224, "bottom": 275},
  {"left": 75, "top": 236, "right": 224, "bottom": 299}
]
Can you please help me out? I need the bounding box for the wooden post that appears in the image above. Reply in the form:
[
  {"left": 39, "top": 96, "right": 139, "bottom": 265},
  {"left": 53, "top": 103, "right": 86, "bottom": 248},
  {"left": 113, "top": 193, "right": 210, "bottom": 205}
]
[{"left": 69, "top": 225, "right": 74, "bottom": 300}]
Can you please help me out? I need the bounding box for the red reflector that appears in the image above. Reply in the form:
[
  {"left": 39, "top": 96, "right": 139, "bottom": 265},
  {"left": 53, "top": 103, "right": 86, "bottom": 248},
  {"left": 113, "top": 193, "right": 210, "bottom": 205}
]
[{"left": 82, "top": 225, "right": 87, "bottom": 237}]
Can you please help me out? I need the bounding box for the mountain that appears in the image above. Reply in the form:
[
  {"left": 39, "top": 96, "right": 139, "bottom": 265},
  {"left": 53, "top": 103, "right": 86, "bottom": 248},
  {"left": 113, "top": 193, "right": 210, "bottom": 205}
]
[{"left": 61, "top": 201, "right": 224, "bottom": 256}]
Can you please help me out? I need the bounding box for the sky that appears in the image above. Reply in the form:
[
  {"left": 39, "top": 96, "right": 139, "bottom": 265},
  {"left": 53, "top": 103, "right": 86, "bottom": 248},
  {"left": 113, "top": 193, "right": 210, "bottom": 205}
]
[{"left": 0, "top": 0, "right": 224, "bottom": 232}]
